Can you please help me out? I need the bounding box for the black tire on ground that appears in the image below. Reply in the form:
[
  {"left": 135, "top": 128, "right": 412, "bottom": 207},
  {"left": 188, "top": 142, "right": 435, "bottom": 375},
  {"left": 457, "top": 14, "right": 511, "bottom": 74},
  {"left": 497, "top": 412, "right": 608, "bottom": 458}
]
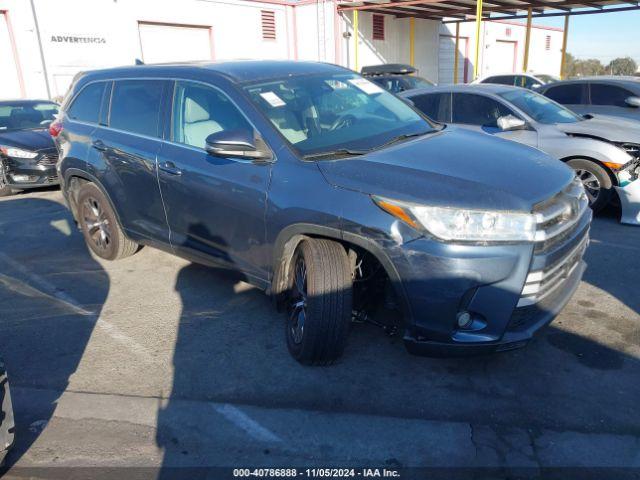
[
  {"left": 76, "top": 182, "right": 139, "bottom": 261},
  {"left": 0, "top": 168, "right": 13, "bottom": 197},
  {"left": 286, "top": 239, "right": 353, "bottom": 366},
  {"left": 567, "top": 158, "right": 613, "bottom": 213}
]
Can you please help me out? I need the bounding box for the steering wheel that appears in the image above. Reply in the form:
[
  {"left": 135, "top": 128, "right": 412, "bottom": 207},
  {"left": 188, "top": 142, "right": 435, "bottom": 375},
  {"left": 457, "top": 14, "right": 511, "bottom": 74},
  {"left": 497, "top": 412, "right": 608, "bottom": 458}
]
[{"left": 329, "top": 114, "right": 357, "bottom": 132}]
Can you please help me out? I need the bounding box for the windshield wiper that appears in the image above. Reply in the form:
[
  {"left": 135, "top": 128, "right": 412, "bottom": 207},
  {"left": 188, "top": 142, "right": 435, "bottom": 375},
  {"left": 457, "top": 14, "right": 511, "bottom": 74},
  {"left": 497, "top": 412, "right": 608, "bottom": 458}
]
[
  {"left": 302, "top": 149, "right": 367, "bottom": 160},
  {"left": 370, "top": 130, "right": 431, "bottom": 152}
]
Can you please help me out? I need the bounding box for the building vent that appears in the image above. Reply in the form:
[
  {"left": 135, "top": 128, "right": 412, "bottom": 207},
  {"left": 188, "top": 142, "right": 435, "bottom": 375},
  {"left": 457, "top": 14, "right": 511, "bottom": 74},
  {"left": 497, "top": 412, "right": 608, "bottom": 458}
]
[
  {"left": 372, "top": 14, "right": 385, "bottom": 41},
  {"left": 261, "top": 10, "right": 276, "bottom": 40},
  {"left": 545, "top": 35, "right": 551, "bottom": 50}
]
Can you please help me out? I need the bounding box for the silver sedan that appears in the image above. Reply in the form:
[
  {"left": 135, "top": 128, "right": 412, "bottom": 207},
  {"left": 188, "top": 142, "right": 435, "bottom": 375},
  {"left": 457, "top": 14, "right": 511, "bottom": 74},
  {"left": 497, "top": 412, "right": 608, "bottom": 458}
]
[{"left": 401, "top": 84, "right": 639, "bottom": 212}]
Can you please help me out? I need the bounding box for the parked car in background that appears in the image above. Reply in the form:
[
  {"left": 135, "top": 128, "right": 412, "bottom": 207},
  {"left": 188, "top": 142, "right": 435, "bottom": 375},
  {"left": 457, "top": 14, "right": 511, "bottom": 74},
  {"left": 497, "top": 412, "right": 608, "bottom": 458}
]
[
  {"left": 473, "top": 72, "right": 558, "bottom": 90},
  {"left": 53, "top": 61, "right": 590, "bottom": 365},
  {"left": 539, "top": 77, "right": 640, "bottom": 121},
  {"left": 361, "top": 63, "right": 435, "bottom": 93},
  {"left": 0, "top": 100, "right": 60, "bottom": 197},
  {"left": 402, "top": 84, "right": 637, "bottom": 212},
  {"left": 0, "top": 357, "right": 14, "bottom": 468}
]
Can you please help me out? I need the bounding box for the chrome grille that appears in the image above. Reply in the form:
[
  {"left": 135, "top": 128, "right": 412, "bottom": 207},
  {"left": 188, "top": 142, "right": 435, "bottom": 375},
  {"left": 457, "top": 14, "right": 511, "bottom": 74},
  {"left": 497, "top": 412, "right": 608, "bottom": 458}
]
[
  {"left": 518, "top": 234, "right": 588, "bottom": 307},
  {"left": 37, "top": 154, "right": 58, "bottom": 166},
  {"left": 518, "top": 178, "right": 592, "bottom": 307},
  {"left": 533, "top": 178, "right": 590, "bottom": 252}
]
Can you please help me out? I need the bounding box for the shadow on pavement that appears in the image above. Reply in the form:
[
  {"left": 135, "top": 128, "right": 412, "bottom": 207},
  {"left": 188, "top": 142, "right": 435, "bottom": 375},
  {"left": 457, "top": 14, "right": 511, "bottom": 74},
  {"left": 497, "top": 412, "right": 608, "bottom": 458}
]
[{"left": 0, "top": 196, "right": 110, "bottom": 471}]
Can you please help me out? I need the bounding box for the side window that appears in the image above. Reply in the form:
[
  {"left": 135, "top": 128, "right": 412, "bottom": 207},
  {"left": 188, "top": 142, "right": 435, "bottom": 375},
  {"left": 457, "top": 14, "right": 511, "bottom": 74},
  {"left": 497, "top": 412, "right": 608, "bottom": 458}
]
[
  {"left": 544, "top": 84, "right": 583, "bottom": 105},
  {"left": 484, "top": 76, "right": 514, "bottom": 86},
  {"left": 67, "top": 82, "right": 106, "bottom": 123},
  {"left": 172, "top": 81, "right": 253, "bottom": 149},
  {"left": 452, "top": 93, "right": 514, "bottom": 127},
  {"left": 590, "top": 83, "right": 635, "bottom": 107},
  {"left": 411, "top": 93, "right": 450, "bottom": 122},
  {"left": 109, "top": 80, "right": 164, "bottom": 137}
]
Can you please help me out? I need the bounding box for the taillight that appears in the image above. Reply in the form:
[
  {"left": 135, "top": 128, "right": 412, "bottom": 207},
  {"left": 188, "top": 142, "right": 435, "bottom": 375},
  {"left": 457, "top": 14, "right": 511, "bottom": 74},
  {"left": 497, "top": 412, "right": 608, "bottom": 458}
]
[{"left": 49, "top": 119, "right": 63, "bottom": 138}]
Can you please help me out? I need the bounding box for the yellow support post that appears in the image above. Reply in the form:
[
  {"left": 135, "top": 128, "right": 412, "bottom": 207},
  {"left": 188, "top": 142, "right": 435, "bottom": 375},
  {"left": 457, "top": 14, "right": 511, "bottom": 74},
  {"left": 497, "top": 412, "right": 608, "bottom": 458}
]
[
  {"left": 473, "top": 0, "right": 483, "bottom": 79},
  {"left": 410, "top": 17, "right": 415, "bottom": 67},
  {"left": 560, "top": 15, "right": 570, "bottom": 79},
  {"left": 453, "top": 22, "right": 460, "bottom": 84},
  {"left": 523, "top": 8, "right": 532, "bottom": 72},
  {"left": 353, "top": 10, "right": 359, "bottom": 72}
]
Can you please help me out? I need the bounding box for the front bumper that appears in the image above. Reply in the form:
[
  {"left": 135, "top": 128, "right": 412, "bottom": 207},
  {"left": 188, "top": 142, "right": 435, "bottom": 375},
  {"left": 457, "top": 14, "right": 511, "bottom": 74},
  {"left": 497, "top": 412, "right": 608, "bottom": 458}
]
[
  {"left": 1, "top": 152, "right": 59, "bottom": 189},
  {"left": 615, "top": 179, "right": 640, "bottom": 226},
  {"left": 384, "top": 205, "right": 591, "bottom": 357},
  {"left": 0, "top": 358, "right": 14, "bottom": 467}
]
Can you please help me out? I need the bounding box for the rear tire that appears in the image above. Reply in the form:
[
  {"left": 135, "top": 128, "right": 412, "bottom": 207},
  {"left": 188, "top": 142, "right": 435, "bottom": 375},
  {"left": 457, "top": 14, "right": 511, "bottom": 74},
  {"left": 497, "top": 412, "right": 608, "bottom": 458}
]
[
  {"left": 76, "top": 183, "right": 139, "bottom": 261},
  {"left": 567, "top": 158, "right": 613, "bottom": 213},
  {"left": 286, "top": 239, "right": 353, "bottom": 366}
]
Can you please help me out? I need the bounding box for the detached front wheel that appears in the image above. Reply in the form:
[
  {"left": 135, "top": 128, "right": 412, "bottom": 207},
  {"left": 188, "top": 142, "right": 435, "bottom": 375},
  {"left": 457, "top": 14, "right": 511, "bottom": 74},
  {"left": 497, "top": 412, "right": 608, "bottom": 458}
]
[{"left": 286, "top": 239, "right": 353, "bottom": 366}]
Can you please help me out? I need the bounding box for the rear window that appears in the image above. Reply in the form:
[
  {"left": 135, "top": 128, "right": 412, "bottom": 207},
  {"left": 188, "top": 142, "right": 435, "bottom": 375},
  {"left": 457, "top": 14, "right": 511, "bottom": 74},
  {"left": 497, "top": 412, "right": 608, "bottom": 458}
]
[
  {"left": 67, "top": 82, "right": 106, "bottom": 123},
  {"left": 0, "top": 102, "right": 58, "bottom": 131},
  {"left": 483, "top": 76, "right": 515, "bottom": 86},
  {"left": 544, "top": 84, "right": 583, "bottom": 105},
  {"left": 411, "top": 93, "right": 450, "bottom": 123},
  {"left": 109, "top": 80, "right": 164, "bottom": 137},
  {"left": 590, "top": 83, "right": 635, "bottom": 107}
]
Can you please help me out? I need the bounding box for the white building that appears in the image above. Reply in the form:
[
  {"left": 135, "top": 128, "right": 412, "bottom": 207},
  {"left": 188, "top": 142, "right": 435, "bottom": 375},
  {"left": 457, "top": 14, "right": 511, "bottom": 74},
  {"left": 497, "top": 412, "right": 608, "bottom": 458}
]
[{"left": 0, "top": 0, "right": 563, "bottom": 100}]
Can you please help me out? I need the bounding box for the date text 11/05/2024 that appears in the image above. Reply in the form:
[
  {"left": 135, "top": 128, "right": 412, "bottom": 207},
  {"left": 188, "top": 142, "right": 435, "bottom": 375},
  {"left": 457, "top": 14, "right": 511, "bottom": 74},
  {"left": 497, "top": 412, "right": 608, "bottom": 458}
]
[{"left": 233, "top": 468, "right": 401, "bottom": 477}]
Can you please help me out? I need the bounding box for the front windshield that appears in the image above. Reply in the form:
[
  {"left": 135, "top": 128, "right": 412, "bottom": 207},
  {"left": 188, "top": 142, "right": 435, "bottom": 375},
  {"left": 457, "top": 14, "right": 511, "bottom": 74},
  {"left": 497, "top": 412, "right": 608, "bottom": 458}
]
[
  {"left": 535, "top": 74, "right": 558, "bottom": 84},
  {"left": 404, "top": 76, "right": 435, "bottom": 89},
  {"left": 0, "top": 102, "right": 59, "bottom": 132},
  {"left": 244, "top": 73, "right": 435, "bottom": 157},
  {"left": 499, "top": 90, "right": 581, "bottom": 124}
]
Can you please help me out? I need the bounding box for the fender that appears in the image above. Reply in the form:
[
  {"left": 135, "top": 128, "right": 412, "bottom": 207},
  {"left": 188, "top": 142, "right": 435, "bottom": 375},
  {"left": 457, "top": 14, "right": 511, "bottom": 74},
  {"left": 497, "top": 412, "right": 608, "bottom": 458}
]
[
  {"left": 558, "top": 137, "right": 633, "bottom": 169},
  {"left": 270, "top": 223, "right": 412, "bottom": 323}
]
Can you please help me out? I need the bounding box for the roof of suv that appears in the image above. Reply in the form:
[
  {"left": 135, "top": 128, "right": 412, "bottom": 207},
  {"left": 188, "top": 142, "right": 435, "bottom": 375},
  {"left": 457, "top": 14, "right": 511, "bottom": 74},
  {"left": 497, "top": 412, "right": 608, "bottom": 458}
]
[
  {"left": 77, "top": 60, "right": 351, "bottom": 85},
  {"left": 401, "top": 83, "right": 521, "bottom": 97}
]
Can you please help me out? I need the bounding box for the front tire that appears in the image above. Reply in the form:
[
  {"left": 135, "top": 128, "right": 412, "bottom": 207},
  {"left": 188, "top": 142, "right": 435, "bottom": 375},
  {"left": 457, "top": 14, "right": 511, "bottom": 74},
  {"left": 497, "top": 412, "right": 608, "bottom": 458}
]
[
  {"left": 76, "top": 183, "right": 139, "bottom": 261},
  {"left": 286, "top": 239, "right": 353, "bottom": 366},
  {"left": 0, "top": 165, "right": 13, "bottom": 197},
  {"left": 567, "top": 159, "right": 613, "bottom": 213}
]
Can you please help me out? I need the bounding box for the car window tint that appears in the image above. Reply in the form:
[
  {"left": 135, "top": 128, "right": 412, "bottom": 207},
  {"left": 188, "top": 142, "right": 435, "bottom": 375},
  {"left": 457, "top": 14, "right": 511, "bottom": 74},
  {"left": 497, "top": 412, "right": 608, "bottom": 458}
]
[
  {"left": 411, "top": 93, "right": 439, "bottom": 120},
  {"left": 484, "top": 76, "right": 514, "bottom": 86},
  {"left": 452, "top": 93, "right": 513, "bottom": 127},
  {"left": 590, "top": 83, "right": 635, "bottom": 107},
  {"left": 544, "top": 84, "right": 582, "bottom": 105},
  {"left": 172, "top": 81, "right": 253, "bottom": 149},
  {"left": 109, "top": 80, "right": 164, "bottom": 137},
  {"left": 521, "top": 76, "right": 536, "bottom": 89},
  {"left": 68, "top": 82, "right": 106, "bottom": 123}
]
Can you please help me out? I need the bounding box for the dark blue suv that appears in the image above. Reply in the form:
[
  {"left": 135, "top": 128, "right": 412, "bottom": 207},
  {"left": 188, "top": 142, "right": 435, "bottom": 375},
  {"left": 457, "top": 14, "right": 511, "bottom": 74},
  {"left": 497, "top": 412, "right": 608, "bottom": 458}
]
[{"left": 53, "top": 61, "right": 591, "bottom": 365}]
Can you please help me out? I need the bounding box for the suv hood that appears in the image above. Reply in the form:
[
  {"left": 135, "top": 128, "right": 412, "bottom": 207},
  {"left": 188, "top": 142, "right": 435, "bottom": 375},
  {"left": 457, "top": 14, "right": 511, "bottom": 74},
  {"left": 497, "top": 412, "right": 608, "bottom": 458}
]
[
  {"left": 0, "top": 128, "right": 55, "bottom": 152},
  {"left": 317, "top": 127, "right": 574, "bottom": 212},
  {"left": 556, "top": 115, "right": 640, "bottom": 144}
]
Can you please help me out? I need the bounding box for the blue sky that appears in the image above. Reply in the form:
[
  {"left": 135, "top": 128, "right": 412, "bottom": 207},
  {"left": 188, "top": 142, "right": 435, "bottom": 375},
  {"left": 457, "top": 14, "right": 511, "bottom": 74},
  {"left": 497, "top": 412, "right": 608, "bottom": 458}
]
[{"left": 533, "top": 9, "right": 640, "bottom": 65}]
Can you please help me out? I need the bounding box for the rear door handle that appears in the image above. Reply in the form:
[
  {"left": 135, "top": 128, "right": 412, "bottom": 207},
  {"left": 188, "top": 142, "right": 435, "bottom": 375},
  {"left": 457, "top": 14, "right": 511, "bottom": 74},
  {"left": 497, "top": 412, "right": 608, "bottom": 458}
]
[
  {"left": 159, "top": 161, "right": 182, "bottom": 176},
  {"left": 92, "top": 140, "right": 107, "bottom": 151}
]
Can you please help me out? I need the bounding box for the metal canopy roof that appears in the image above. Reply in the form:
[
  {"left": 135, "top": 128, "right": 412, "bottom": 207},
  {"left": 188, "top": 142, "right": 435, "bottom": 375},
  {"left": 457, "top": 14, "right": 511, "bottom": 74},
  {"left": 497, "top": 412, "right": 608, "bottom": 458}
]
[{"left": 336, "top": 0, "right": 640, "bottom": 23}]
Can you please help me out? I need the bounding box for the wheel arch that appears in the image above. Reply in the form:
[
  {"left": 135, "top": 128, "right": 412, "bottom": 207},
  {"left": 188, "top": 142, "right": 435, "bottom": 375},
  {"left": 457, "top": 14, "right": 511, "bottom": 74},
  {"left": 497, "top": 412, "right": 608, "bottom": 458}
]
[
  {"left": 560, "top": 155, "right": 619, "bottom": 186},
  {"left": 270, "top": 224, "right": 411, "bottom": 322}
]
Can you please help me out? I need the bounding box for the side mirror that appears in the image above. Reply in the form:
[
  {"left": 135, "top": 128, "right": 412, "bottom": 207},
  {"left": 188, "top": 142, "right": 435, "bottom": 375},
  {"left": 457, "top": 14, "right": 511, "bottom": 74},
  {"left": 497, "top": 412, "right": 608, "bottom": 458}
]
[
  {"left": 205, "top": 129, "right": 272, "bottom": 161},
  {"left": 625, "top": 96, "right": 640, "bottom": 108},
  {"left": 497, "top": 115, "right": 526, "bottom": 131}
]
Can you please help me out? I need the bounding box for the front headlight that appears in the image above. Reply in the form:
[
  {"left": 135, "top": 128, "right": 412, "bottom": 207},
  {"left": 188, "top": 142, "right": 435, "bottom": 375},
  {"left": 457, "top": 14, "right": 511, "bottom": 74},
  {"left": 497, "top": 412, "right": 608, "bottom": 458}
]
[
  {"left": 373, "top": 196, "right": 536, "bottom": 242},
  {"left": 0, "top": 146, "right": 38, "bottom": 159}
]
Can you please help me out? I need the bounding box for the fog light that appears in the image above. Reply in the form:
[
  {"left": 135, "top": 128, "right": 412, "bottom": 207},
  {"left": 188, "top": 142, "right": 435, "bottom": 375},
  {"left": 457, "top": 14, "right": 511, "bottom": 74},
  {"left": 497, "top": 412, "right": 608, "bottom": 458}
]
[
  {"left": 10, "top": 174, "right": 36, "bottom": 183},
  {"left": 457, "top": 311, "right": 473, "bottom": 329}
]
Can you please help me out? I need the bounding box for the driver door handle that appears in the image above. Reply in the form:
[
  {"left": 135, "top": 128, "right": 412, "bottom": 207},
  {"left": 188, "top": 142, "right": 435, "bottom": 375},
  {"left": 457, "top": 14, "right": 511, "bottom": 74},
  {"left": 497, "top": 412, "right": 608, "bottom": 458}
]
[
  {"left": 159, "top": 161, "right": 182, "bottom": 176},
  {"left": 92, "top": 140, "right": 107, "bottom": 151}
]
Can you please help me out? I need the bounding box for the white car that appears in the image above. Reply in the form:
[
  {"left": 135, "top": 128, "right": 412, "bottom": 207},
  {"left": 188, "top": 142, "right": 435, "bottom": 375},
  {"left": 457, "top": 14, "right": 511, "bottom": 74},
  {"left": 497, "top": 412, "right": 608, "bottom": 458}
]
[{"left": 473, "top": 72, "right": 559, "bottom": 91}]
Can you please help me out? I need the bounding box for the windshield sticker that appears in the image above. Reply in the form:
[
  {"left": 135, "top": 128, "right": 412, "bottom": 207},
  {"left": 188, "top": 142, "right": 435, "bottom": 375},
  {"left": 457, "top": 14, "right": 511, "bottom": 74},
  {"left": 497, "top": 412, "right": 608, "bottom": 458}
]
[
  {"left": 348, "top": 78, "right": 384, "bottom": 95},
  {"left": 260, "top": 91, "right": 286, "bottom": 108}
]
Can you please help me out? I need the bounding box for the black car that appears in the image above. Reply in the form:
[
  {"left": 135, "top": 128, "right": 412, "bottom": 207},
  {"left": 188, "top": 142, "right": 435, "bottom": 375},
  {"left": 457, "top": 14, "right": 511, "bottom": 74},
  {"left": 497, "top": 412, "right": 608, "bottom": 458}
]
[
  {"left": 0, "top": 357, "right": 14, "bottom": 467},
  {"left": 0, "top": 100, "right": 60, "bottom": 197},
  {"left": 361, "top": 63, "right": 435, "bottom": 93},
  {"left": 53, "top": 61, "right": 588, "bottom": 365}
]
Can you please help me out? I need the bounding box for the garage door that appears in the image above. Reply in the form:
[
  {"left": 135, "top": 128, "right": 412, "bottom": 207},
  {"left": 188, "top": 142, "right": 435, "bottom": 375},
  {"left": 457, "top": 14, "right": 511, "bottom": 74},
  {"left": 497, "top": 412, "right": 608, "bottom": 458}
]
[
  {"left": 0, "top": 13, "right": 22, "bottom": 99},
  {"left": 486, "top": 40, "right": 516, "bottom": 75},
  {"left": 138, "top": 22, "right": 212, "bottom": 64},
  {"left": 438, "top": 35, "right": 467, "bottom": 85}
]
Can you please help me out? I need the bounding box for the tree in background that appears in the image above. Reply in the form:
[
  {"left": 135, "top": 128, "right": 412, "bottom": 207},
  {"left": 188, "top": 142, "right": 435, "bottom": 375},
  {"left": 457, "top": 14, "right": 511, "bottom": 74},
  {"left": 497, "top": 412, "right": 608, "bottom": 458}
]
[{"left": 606, "top": 57, "right": 637, "bottom": 76}]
